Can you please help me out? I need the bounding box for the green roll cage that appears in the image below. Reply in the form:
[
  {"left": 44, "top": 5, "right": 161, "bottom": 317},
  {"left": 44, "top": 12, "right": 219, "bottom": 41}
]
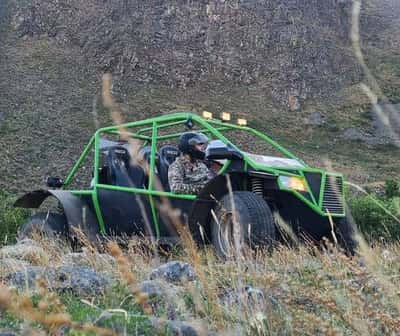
[{"left": 61, "top": 112, "right": 344, "bottom": 236}]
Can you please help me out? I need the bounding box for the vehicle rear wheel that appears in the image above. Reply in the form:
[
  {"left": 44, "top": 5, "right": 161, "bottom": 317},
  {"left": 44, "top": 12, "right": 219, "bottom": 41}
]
[
  {"left": 211, "top": 191, "right": 276, "bottom": 258},
  {"left": 19, "top": 212, "right": 68, "bottom": 240}
]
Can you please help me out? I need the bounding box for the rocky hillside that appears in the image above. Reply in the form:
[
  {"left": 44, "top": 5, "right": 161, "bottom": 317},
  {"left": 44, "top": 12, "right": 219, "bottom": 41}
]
[
  {"left": 0, "top": 0, "right": 399, "bottom": 192},
  {"left": 9, "top": 0, "right": 360, "bottom": 108}
]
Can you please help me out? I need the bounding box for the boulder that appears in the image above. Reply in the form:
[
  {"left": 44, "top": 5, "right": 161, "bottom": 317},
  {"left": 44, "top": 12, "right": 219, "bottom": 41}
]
[
  {"left": 6, "top": 266, "right": 112, "bottom": 296},
  {"left": 149, "top": 261, "right": 196, "bottom": 284},
  {"left": 371, "top": 103, "right": 400, "bottom": 147},
  {"left": 0, "top": 258, "right": 30, "bottom": 279},
  {"left": 305, "top": 112, "right": 326, "bottom": 126},
  {"left": 0, "top": 239, "right": 48, "bottom": 265},
  {"left": 341, "top": 127, "right": 370, "bottom": 142},
  {"left": 139, "top": 279, "right": 183, "bottom": 318},
  {"left": 220, "top": 285, "right": 267, "bottom": 307},
  {"left": 341, "top": 104, "right": 400, "bottom": 147},
  {"left": 61, "top": 251, "right": 116, "bottom": 274},
  {"left": 150, "top": 317, "right": 205, "bottom": 336},
  {"left": 139, "top": 279, "right": 171, "bottom": 298}
]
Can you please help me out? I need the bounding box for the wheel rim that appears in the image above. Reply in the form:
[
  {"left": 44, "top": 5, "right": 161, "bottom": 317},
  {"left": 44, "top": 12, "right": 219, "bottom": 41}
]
[{"left": 217, "top": 210, "right": 244, "bottom": 258}]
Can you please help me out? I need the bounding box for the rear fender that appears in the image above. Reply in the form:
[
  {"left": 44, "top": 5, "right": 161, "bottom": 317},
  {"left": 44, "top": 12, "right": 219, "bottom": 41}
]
[{"left": 14, "top": 189, "right": 99, "bottom": 240}]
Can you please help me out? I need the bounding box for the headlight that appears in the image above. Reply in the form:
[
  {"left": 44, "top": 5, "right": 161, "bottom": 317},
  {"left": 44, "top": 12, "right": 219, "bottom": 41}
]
[{"left": 278, "top": 176, "right": 308, "bottom": 192}]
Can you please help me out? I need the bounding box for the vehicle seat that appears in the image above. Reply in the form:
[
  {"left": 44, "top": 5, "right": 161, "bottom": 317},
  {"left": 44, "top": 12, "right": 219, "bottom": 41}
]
[
  {"left": 137, "top": 145, "right": 163, "bottom": 188},
  {"left": 158, "top": 145, "right": 180, "bottom": 191},
  {"left": 107, "top": 147, "right": 146, "bottom": 187},
  {"left": 138, "top": 146, "right": 151, "bottom": 165},
  {"left": 138, "top": 146, "right": 159, "bottom": 172},
  {"left": 98, "top": 165, "right": 110, "bottom": 184}
]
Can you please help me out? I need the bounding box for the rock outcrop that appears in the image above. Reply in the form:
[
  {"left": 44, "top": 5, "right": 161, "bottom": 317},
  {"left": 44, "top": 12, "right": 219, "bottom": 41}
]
[{"left": 10, "top": 0, "right": 359, "bottom": 109}]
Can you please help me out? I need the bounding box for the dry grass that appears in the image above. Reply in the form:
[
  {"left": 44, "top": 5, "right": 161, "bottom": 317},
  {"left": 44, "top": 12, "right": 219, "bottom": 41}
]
[
  {"left": 0, "top": 281, "right": 116, "bottom": 335},
  {"left": 1, "top": 236, "right": 400, "bottom": 335}
]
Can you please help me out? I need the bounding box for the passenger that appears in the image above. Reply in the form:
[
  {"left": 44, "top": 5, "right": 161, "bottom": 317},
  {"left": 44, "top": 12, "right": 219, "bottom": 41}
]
[{"left": 168, "top": 132, "right": 213, "bottom": 194}]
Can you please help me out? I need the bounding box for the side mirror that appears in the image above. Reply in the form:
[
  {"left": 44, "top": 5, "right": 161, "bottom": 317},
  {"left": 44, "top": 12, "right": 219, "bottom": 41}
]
[
  {"left": 46, "top": 176, "right": 64, "bottom": 188},
  {"left": 205, "top": 140, "right": 243, "bottom": 160}
]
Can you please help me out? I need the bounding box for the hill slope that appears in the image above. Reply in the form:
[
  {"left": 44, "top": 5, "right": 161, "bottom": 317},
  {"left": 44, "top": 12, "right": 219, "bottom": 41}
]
[{"left": 0, "top": 0, "right": 399, "bottom": 192}]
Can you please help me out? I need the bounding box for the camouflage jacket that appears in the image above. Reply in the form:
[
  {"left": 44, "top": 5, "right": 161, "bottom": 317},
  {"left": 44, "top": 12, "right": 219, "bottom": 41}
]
[{"left": 168, "top": 155, "right": 212, "bottom": 194}]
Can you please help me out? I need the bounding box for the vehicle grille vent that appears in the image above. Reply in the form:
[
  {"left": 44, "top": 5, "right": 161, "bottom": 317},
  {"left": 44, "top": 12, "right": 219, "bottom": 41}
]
[{"left": 322, "top": 175, "right": 344, "bottom": 215}]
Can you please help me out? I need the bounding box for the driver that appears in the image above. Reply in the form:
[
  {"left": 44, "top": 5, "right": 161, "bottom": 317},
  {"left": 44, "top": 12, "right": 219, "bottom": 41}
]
[{"left": 168, "top": 132, "right": 213, "bottom": 194}]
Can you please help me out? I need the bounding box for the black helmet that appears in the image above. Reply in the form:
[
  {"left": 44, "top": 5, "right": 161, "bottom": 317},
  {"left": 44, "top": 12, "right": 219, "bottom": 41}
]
[{"left": 178, "top": 132, "right": 209, "bottom": 160}]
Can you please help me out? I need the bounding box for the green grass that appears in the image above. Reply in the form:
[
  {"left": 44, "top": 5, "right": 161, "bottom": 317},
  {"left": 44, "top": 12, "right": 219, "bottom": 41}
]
[
  {"left": 0, "top": 311, "right": 21, "bottom": 330},
  {"left": 349, "top": 188, "right": 400, "bottom": 241},
  {"left": 0, "top": 190, "right": 30, "bottom": 245},
  {"left": 0, "top": 285, "right": 153, "bottom": 335},
  {"left": 63, "top": 292, "right": 152, "bottom": 335}
]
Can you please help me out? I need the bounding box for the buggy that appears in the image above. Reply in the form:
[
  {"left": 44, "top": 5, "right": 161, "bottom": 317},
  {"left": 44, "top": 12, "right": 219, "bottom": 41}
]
[{"left": 15, "top": 112, "right": 356, "bottom": 255}]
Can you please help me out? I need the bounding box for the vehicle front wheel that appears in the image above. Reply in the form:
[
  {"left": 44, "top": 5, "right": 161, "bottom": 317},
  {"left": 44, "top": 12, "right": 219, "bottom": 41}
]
[
  {"left": 335, "top": 216, "right": 358, "bottom": 255},
  {"left": 211, "top": 191, "right": 276, "bottom": 258},
  {"left": 19, "top": 212, "right": 68, "bottom": 240}
]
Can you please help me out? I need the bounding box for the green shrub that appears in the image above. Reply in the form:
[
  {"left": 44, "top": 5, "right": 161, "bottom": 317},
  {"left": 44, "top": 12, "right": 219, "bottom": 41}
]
[
  {"left": 385, "top": 179, "right": 400, "bottom": 198},
  {"left": 349, "top": 194, "right": 400, "bottom": 241},
  {"left": 0, "top": 190, "right": 30, "bottom": 245}
]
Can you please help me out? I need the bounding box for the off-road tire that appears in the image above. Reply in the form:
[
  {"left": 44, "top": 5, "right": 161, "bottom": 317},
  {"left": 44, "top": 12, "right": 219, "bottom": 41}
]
[
  {"left": 335, "top": 216, "right": 358, "bottom": 255},
  {"left": 19, "top": 212, "right": 68, "bottom": 240},
  {"left": 211, "top": 191, "right": 276, "bottom": 258}
]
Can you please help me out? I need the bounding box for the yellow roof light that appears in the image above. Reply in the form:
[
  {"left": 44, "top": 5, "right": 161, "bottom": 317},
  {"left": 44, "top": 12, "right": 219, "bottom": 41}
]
[
  {"left": 237, "top": 118, "right": 247, "bottom": 126},
  {"left": 202, "top": 111, "right": 213, "bottom": 119},
  {"left": 220, "top": 112, "right": 231, "bottom": 121}
]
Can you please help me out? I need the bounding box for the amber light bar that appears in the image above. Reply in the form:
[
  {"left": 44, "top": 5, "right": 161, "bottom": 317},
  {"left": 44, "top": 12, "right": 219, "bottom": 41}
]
[
  {"left": 220, "top": 112, "right": 231, "bottom": 121},
  {"left": 202, "top": 111, "right": 213, "bottom": 119},
  {"left": 237, "top": 118, "right": 247, "bottom": 126}
]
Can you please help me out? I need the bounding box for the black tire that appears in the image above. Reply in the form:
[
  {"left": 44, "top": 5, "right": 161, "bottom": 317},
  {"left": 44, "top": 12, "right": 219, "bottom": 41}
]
[
  {"left": 211, "top": 191, "right": 276, "bottom": 258},
  {"left": 335, "top": 216, "right": 358, "bottom": 255},
  {"left": 19, "top": 212, "right": 68, "bottom": 240}
]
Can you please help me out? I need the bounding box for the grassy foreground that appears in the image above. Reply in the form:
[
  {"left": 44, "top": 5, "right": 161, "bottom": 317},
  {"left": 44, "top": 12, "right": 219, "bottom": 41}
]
[{"left": 0, "top": 237, "right": 400, "bottom": 335}]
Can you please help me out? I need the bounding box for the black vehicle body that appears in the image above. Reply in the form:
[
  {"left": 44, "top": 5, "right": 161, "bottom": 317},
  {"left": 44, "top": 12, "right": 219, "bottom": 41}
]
[{"left": 15, "top": 113, "right": 354, "bottom": 252}]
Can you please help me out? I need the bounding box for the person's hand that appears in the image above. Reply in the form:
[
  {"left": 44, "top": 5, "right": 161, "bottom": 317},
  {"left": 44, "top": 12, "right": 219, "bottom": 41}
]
[{"left": 205, "top": 160, "right": 222, "bottom": 174}]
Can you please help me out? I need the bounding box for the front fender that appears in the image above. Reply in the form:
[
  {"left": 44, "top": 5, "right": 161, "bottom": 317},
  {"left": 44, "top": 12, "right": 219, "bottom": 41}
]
[
  {"left": 188, "top": 173, "right": 246, "bottom": 244},
  {"left": 14, "top": 189, "right": 99, "bottom": 240}
]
